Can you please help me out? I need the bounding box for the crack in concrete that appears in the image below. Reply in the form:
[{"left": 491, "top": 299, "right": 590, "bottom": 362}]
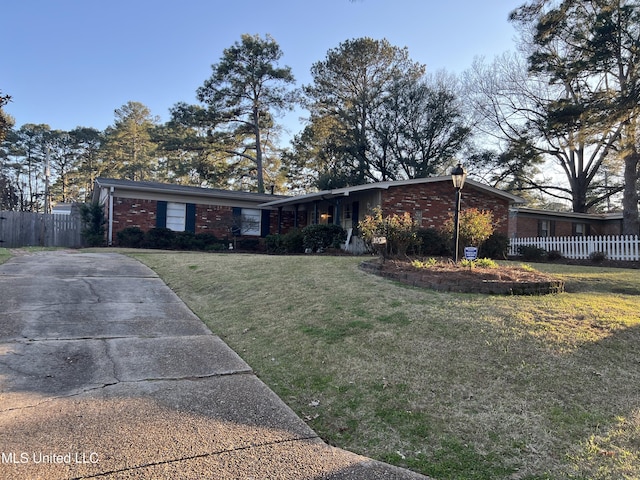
[
  {"left": 80, "top": 278, "right": 102, "bottom": 303},
  {"left": 0, "top": 370, "right": 256, "bottom": 414},
  {"left": 67, "top": 435, "right": 322, "bottom": 480}
]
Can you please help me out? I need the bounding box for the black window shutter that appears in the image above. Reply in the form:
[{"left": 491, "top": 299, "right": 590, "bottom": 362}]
[
  {"left": 351, "top": 201, "right": 360, "bottom": 233},
  {"left": 261, "top": 209, "right": 270, "bottom": 237},
  {"left": 232, "top": 207, "right": 242, "bottom": 236},
  {"left": 156, "top": 201, "right": 167, "bottom": 228},
  {"left": 185, "top": 203, "right": 196, "bottom": 233}
]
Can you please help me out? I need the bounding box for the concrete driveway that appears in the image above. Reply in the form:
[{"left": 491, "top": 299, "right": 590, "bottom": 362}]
[{"left": 0, "top": 251, "right": 428, "bottom": 480}]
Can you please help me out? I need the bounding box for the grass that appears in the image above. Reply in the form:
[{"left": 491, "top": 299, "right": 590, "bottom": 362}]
[
  {"left": 129, "top": 252, "right": 640, "bottom": 480},
  {"left": 0, "top": 248, "right": 11, "bottom": 265}
]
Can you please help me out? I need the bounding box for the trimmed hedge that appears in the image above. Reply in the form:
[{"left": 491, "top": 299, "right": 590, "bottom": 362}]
[
  {"left": 517, "top": 244, "right": 548, "bottom": 261},
  {"left": 301, "top": 224, "right": 347, "bottom": 252},
  {"left": 266, "top": 225, "right": 347, "bottom": 254},
  {"left": 266, "top": 229, "right": 305, "bottom": 254},
  {"left": 117, "top": 226, "right": 145, "bottom": 248},
  {"left": 116, "top": 226, "right": 230, "bottom": 251}
]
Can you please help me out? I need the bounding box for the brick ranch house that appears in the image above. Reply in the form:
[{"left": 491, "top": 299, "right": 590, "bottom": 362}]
[
  {"left": 93, "top": 176, "right": 525, "bottom": 248},
  {"left": 508, "top": 207, "right": 626, "bottom": 238},
  {"left": 259, "top": 177, "right": 524, "bottom": 251},
  {"left": 92, "top": 178, "right": 301, "bottom": 246}
]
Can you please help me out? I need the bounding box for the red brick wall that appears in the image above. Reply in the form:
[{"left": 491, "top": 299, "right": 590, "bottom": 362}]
[
  {"left": 110, "top": 196, "right": 304, "bottom": 244},
  {"left": 513, "top": 217, "right": 540, "bottom": 237},
  {"left": 195, "top": 204, "right": 234, "bottom": 238},
  {"left": 511, "top": 215, "right": 622, "bottom": 238},
  {"left": 274, "top": 210, "right": 308, "bottom": 233},
  {"left": 380, "top": 183, "right": 510, "bottom": 234},
  {"left": 112, "top": 198, "right": 158, "bottom": 234}
]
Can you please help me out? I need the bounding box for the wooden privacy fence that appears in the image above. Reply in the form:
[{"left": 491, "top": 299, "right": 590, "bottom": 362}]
[
  {"left": 0, "top": 211, "right": 84, "bottom": 248},
  {"left": 509, "top": 235, "right": 640, "bottom": 261}
]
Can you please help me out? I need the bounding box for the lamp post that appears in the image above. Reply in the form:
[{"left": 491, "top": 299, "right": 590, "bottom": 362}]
[{"left": 451, "top": 163, "right": 467, "bottom": 263}]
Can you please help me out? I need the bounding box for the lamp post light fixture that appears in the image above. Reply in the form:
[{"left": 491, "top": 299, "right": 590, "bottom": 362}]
[{"left": 451, "top": 163, "right": 467, "bottom": 263}]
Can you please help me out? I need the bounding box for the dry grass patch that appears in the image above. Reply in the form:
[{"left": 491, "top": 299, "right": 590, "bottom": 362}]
[
  {"left": 132, "top": 252, "right": 640, "bottom": 480},
  {"left": 0, "top": 248, "right": 10, "bottom": 265}
]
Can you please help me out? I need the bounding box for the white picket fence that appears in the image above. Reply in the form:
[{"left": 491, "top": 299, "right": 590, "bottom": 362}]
[{"left": 509, "top": 235, "right": 640, "bottom": 261}]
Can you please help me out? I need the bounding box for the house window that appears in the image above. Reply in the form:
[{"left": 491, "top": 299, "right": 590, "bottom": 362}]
[
  {"left": 240, "top": 208, "right": 261, "bottom": 236},
  {"left": 538, "top": 220, "right": 555, "bottom": 237},
  {"left": 326, "top": 205, "right": 334, "bottom": 225},
  {"left": 573, "top": 223, "right": 586, "bottom": 236},
  {"left": 166, "top": 202, "right": 186, "bottom": 231},
  {"left": 157, "top": 201, "right": 195, "bottom": 232}
]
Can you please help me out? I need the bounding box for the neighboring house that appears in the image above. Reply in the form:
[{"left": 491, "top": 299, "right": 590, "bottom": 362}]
[
  {"left": 259, "top": 177, "right": 525, "bottom": 250},
  {"left": 509, "top": 207, "right": 625, "bottom": 238},
  {"left": 92, "top": 178, "right": 297, "bottom": 246},
  {"left": 51, "top": 203, "right": 74, "bottom": 215}
]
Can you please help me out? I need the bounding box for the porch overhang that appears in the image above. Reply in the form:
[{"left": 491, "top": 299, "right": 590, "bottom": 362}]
[{"left": 258, "top": 176, "right": 526, "bottom": 209}]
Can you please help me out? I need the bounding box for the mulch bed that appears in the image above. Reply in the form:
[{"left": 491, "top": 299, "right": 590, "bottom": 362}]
[{"left": 360, "top": 258, "right": 565, "bottom": 295}]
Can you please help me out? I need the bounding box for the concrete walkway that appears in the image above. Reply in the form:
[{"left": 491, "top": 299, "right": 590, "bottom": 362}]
[{"left": 0, "top": 251, "right": 429, "bottom": 480}]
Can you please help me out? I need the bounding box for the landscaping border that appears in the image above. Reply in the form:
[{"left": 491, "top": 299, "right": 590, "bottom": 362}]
[{"left": 359, "top": 260, "right": 565, "bottom": 295}]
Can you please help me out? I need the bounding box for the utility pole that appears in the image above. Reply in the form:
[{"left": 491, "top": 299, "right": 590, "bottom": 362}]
[{"left": 44, "top": 147, "right": 51, "bottom": 214}]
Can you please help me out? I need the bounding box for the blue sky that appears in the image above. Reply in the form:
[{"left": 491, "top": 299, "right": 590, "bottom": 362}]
[{"left": 3, "top": 0, "right": 521, "bottom": 138}]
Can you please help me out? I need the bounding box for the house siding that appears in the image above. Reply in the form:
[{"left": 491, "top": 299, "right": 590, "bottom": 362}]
[{"left": 380, "top": 183, "right": 510, "bottom": 235}]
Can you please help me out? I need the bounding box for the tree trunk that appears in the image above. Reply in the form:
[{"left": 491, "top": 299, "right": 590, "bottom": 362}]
[
  {"left": 253, "top": 107, "right": 265, "bottom": 194},
  {"left": 621, "top": 118, "right": 639, "bottom": 235},
  {"left": 622, "top": 150, "right": 639, "bottom": 235},
  {"left": 571, "top": 177, "right": 588, "bottom": 213}
]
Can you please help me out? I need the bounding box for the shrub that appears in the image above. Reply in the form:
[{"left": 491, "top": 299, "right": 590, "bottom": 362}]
[
  {"left": 172, "top": 231, "right": 197, "bottom": 250},
  {"left": 196, "top": 232, "right": 219, "bottom": 248},
  {"left": 442, "top": 208, "right": 495, "bottom": 258},
  {"left": 302, "top": 224, "right": 347, "bottom": 252},
  {"left": 415, "top": 228, "right": 450, "bottom": 256},
  {"left": 266, "top": 229, "right": 305, "bottom": 254},
  {"left": 474, "top": 257, "right": 499, "bottom": 268},
  {"left": 143, "top": 228, "right": 175, "bottom": 250},
  {"left": 481, "top": 232, "right": 510, "bottom": 259},
  {"left": 589, "top": 251, "right": 607, "bottom": 263},
  {"left": 79, "top": 202, "right": 106, "bottom": 247},
  {"left": 411, "top": 258, "right": 438, "bottom": 269},
  {"left": 205, "top": 243, "right": 226, "bottom": 252},
  {"left": 236, "top": 238, "right": 261, "bottom": 251},
  {"left": 517, "top": 245, "right": 547, "bottom": 261},
  {"left": 358, "top": 207, "right": 419, "bottom": 256},
  {"left": 283, "top": 229, "right": 305, "bottom": 253},
  {"left": 547, "top": 250, "right": 563, "bottom": 261},
  {"left": 117, "top": 226, "right": 145, "bottom": 248},
  {"left": 459, "top": 259, "right": 475, "bottom": 268},
  {"left": 265, "top": 234, "right": 283, "bottom": 254}
]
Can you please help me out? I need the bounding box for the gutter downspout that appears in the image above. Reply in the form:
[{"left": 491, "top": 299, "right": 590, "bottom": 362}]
[{"left": 108, "top": 186, "right": 114, "bottom": 246}]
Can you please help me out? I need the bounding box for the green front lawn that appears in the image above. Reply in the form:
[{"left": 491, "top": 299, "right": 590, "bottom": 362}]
[{"left": 132, "top": 252, "right": 640, "bottom": 480}]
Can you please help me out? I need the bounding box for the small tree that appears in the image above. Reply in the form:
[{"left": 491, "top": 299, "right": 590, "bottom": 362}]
[
  {"left": 359, "top": 207, "right": 420, "bottom": 256},
  {"left": 442, "top": 208, "right": 495, "bottom": 257},
  {"left": 79, "top": 202, "right": 106, "bottom": 247}
]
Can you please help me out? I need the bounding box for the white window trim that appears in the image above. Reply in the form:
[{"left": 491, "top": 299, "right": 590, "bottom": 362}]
[
  {"left": 241, "top": 208, "right": 261, "bottom": 236},
  {"left": 166, "top": 202, "right": 186, "bottom": 232}
]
